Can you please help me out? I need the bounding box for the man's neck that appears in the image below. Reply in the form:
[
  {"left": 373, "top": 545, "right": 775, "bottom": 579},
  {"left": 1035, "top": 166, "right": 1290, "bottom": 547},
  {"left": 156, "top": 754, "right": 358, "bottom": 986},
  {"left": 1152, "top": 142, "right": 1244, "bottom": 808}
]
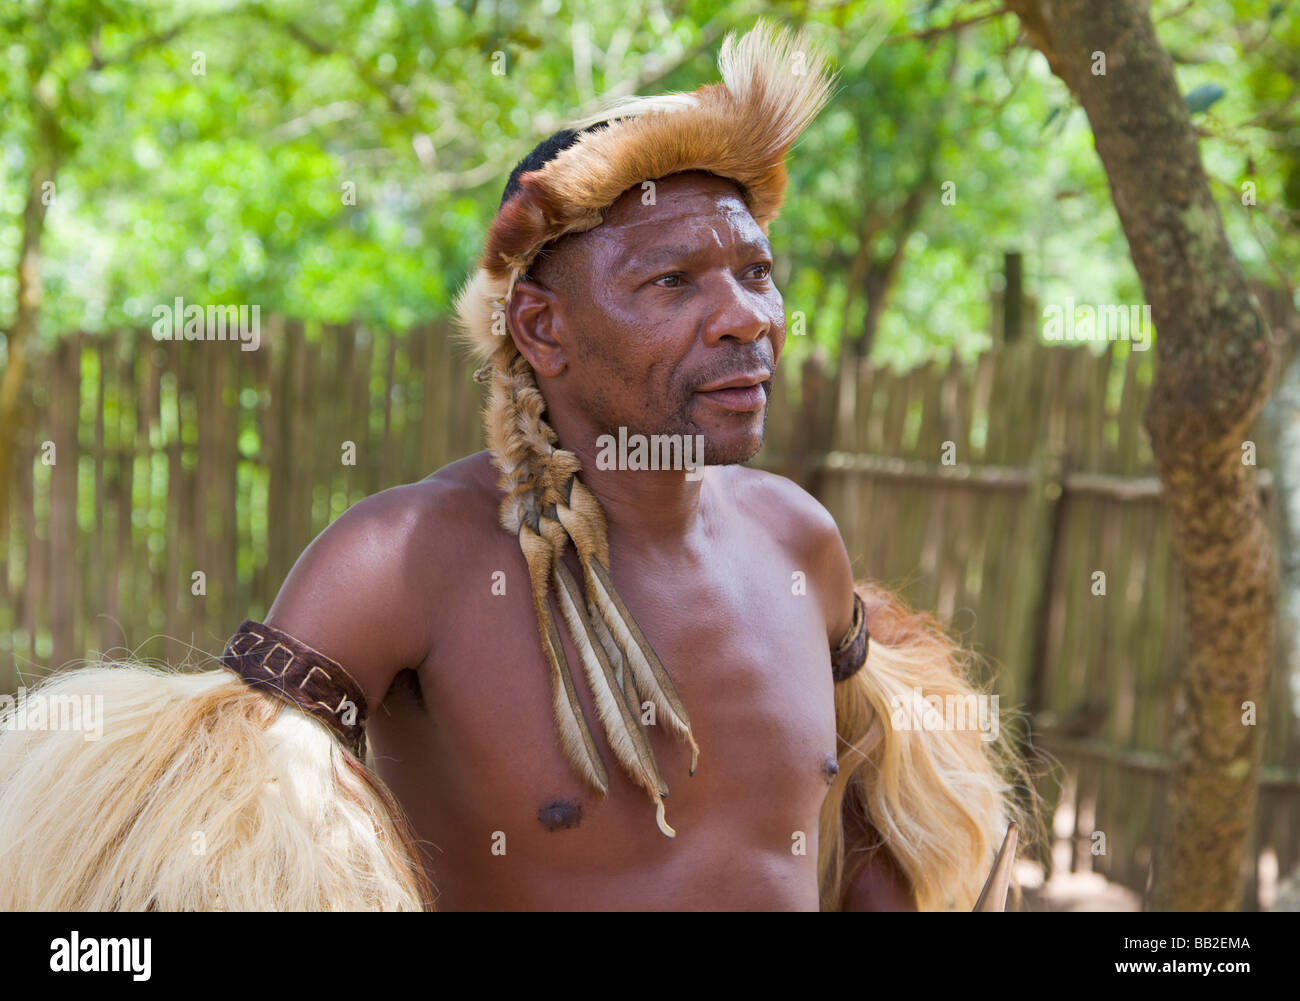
[{"left": 549, "top": 416, "right": 707, "bottom": 549}]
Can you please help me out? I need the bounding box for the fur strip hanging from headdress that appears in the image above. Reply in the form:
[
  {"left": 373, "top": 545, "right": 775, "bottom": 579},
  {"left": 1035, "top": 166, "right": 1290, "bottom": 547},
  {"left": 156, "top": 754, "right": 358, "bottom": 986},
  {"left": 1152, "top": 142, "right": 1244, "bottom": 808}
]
[{"left": 452, "top": 20, "right": 834, "bottom": 835}]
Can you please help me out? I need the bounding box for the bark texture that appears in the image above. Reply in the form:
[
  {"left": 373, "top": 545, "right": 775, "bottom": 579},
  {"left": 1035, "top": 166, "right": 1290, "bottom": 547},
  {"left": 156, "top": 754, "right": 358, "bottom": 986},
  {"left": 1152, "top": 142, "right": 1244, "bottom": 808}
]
[
  {"left": 1006, "top": 0, "right": 1278, "bottom": 910},
  {"left": 0, "top": 94, "right": 60, "bottom": 541}
]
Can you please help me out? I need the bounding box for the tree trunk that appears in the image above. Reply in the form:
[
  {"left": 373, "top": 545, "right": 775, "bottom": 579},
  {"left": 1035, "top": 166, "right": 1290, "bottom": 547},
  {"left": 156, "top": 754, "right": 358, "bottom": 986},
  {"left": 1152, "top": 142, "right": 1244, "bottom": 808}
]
[
  {"left": 1006, "top": 0, "right": 1278, "bottom": 911},
  {"left": 0, "top": 144, "right": 56, "bottom": 540},
  {"left": 849, "top": 35, "right": 962, "bottom": 361}
]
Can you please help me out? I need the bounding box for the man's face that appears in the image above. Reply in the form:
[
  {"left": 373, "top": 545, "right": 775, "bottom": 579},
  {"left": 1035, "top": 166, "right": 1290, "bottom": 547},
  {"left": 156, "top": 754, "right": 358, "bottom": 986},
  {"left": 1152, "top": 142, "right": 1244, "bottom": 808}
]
[{"left": 528, "top": 170, "right": 786, "bottom": 466}]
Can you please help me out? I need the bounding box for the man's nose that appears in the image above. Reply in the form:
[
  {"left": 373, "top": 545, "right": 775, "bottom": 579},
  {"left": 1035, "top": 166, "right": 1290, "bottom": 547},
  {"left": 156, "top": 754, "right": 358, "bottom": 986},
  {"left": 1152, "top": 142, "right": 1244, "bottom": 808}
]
[{"left": 700, "top": 275, "right": 771, "bottom": 347}]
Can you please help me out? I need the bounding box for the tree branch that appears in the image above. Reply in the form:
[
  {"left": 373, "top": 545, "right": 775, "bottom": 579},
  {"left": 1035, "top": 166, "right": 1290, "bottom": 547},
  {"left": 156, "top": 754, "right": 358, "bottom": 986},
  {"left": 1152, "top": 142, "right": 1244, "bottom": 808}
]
[
  {"left": 88, "top": 15, "right": 214, "bottom": 70},
  {"left": 886, "top": 8, "right": 1006, "bottom": 44},
  {"left": 247, "top": 3, "right": 412, "bottom": 117}
]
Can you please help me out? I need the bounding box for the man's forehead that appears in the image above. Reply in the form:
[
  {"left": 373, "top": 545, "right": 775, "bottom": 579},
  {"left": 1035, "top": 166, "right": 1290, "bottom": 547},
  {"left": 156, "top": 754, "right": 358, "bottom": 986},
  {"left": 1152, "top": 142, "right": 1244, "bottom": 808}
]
[{"left": 582, "top": 173, "right": 768, "bottom": 260}]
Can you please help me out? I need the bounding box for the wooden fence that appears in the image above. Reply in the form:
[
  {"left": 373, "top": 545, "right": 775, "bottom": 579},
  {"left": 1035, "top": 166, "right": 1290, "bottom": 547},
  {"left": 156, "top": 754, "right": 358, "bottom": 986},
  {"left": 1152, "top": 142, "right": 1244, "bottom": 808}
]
[
  {"left": 760, "top": 332, "right": 1297, "bottom": 910},
  {"left": 3, "top": 315, "right": 1298, "bottom": 909},
  {"left": 0, "top": 320, "right": 481, "bottom": 679}
]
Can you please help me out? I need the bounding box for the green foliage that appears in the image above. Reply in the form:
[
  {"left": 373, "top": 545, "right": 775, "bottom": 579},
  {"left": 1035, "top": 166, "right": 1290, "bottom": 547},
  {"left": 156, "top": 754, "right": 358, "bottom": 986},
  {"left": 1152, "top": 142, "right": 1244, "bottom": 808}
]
[{"left": 0, "top": 0, "right": 1296, "bottom": 371}]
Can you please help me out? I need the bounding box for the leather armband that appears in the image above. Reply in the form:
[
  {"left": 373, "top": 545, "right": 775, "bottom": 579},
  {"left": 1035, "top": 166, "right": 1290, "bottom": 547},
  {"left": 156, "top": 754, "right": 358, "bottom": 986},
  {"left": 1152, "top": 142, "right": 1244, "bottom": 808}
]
[
  {"left": 220, "top": 618, "right": 368, "bottom": 760},
  {"left": 830, "top": 592, "right": 870, "bottom": 683}
]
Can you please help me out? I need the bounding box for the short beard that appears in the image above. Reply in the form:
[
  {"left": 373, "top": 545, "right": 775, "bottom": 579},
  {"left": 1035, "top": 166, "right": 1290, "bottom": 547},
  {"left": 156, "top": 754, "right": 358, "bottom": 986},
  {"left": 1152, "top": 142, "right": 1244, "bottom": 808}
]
[
  {"left": 699, "top": 407, "right": 769, "bottom": 466},
  {"left": 577, "top": 382, "right": 769, "bottom": 468}
]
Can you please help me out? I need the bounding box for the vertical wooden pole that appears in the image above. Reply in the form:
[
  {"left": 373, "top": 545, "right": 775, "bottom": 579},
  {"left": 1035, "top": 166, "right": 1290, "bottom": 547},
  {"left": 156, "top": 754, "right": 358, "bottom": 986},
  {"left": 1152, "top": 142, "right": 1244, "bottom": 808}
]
[
  {"left": 48, "top": 334, "right": 80, "bottom": 671},
  {"left": 1003, "top": 251, "right": 1024, "bottom": 344}
]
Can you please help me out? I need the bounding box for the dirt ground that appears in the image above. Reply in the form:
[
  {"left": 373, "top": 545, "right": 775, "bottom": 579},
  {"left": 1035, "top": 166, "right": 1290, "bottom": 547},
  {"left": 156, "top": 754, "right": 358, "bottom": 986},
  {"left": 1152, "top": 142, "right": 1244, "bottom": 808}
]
[{"left": 1013, "top": 859, "right": 1142, "bottom": 912}]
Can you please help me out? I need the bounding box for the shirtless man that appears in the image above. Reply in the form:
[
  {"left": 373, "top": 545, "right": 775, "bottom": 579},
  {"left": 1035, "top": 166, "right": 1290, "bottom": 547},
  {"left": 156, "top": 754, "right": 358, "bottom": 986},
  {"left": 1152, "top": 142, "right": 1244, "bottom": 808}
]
[
  {"left": 0, "top": 23, "right": 1007, "bottom": 916},
  {"left": 263, "top": 170, "right": 912, "bottom": 910},
  {"left": 250, "top": 24, "right": 1010, "bottom": 911}
]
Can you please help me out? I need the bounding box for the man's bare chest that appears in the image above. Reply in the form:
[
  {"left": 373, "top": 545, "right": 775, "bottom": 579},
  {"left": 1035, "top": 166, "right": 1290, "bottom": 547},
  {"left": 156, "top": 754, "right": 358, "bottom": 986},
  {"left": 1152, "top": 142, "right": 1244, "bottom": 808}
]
[{"left": 373, "top": 526, "right": 839, "bottom": 863}]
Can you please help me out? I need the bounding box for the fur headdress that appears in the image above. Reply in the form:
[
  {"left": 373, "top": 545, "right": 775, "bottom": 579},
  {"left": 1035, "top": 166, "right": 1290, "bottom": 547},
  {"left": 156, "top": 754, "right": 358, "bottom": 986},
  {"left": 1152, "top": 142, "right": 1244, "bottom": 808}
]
[{"left": 452, "top": 21, "right": 834, "bottom": 836}]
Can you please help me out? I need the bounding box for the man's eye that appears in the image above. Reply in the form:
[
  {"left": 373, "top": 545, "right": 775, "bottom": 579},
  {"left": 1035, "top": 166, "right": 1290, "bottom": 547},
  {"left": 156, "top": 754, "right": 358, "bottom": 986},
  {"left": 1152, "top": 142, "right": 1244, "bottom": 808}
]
[
  {"left": 653, "top": 273, "right": 684, "bottom": 288},
  {"left": 749, "top": 263, "right": 772, "bottom": 280}
]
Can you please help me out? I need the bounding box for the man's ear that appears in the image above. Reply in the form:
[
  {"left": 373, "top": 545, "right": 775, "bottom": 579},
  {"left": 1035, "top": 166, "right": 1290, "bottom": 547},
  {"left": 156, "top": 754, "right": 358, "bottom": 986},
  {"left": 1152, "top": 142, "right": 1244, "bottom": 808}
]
[{"left": 507, "top": 280, "right": 567, "bottom": 378}]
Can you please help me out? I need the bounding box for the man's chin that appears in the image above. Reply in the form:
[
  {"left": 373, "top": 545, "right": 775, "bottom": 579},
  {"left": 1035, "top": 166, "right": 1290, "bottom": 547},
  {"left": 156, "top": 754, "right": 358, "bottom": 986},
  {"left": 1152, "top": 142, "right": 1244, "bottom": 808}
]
[
  {"left": 697, "top": 416, "right": 767, "bottom": 467},
  {"left": 658, "top": 393, "right": 769, "bottom": 468}
]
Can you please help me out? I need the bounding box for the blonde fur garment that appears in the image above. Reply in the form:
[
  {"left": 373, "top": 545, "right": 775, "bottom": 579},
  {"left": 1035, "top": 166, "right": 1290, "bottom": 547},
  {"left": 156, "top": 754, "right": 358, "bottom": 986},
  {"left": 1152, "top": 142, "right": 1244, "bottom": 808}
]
[
  {"left": 817, "top": 583, "right": 1032, "bottom": 912},
  {"left": 0, "top": 662, "right": 432, "bottom": 911}
]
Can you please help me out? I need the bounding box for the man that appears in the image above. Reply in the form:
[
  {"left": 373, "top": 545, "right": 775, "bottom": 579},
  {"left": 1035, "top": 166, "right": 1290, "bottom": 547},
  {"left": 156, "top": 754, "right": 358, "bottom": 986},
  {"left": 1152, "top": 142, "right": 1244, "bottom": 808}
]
[{"left": 232, "top": 21, "right": 1014, "bottom": 910}]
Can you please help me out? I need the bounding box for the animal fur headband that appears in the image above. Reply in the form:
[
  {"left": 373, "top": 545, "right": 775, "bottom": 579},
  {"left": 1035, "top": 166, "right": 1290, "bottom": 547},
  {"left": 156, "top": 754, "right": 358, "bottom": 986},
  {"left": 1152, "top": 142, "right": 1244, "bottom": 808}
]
[{"left": 452, "top": 20, "right": 834, "bottom": 836}]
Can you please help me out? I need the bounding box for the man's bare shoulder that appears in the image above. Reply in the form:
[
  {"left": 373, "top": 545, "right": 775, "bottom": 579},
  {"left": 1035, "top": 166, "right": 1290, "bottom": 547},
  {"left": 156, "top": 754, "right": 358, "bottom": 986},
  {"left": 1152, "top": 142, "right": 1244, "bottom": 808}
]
[
  {"left": 721, "top": 465, "right": 840, "bottom": 538},
  {"left": 718, "top": 464, "right": 856, "bottom": 643},
  {"left": 276, "top": 451, "right": 501, "bottom": 597},
  {"left": 264, "top": 451, "right": 503, "bottom": 707},
  {"left": 414, "top": 450, "right": 506, "bottom": 528}
]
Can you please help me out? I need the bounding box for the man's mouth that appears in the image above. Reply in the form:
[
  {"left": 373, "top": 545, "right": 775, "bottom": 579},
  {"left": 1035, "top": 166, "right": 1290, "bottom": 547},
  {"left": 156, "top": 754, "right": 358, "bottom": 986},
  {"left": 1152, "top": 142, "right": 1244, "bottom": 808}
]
[{"left": 693, "top": 371, "right": 772, "bottom": 413}]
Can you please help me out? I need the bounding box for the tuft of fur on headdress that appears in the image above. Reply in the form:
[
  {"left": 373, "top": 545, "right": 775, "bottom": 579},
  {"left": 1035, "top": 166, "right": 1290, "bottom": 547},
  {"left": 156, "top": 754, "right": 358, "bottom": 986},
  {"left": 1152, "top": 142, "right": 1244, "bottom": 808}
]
[
  {"left": 451, "top": 20, "right": 835, "bottom": 837},
  {"left": 0, "top": 661, "right": 433, "bottom": 910}
]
